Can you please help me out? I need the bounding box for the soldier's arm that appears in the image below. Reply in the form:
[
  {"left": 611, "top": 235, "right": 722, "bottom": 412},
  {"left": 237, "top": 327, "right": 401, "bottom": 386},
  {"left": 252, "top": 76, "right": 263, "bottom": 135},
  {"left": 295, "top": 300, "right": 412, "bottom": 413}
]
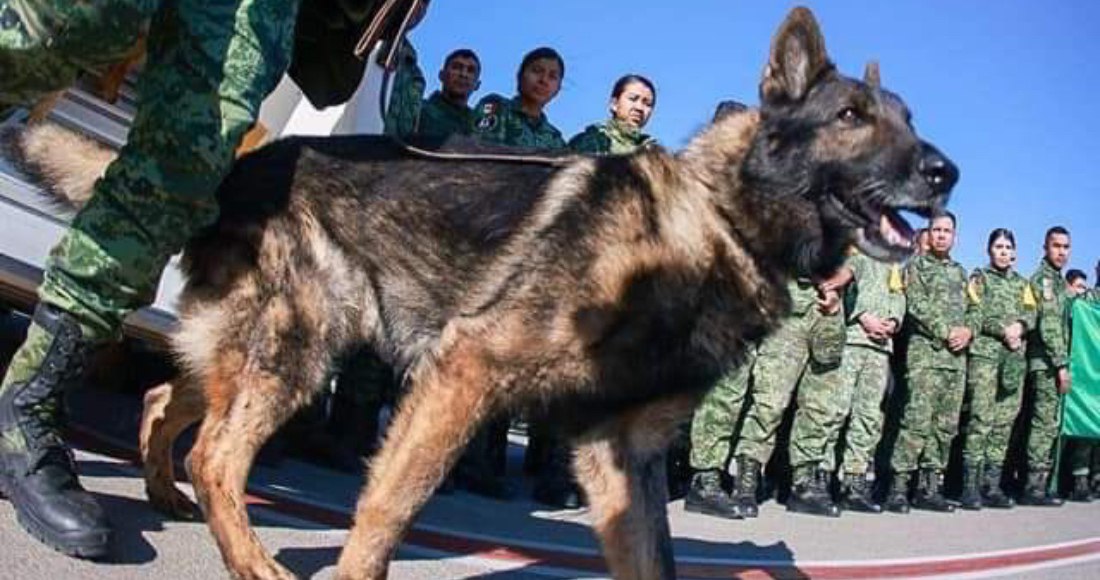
[
  {"left": 567, "top": 127, "right": 606, "bottom": 154},
  {"left": 383, "top": 40, "right": 426, "bottom": 138},
  {"left": 1035, "top": 275, "right": 1069, "bottom": 368},
  {"left": 906, "top": 261, "right": 950, "bottom": 343},
  {"left": 1019, "top": 281, "right": 1039, "bottom": 331}
]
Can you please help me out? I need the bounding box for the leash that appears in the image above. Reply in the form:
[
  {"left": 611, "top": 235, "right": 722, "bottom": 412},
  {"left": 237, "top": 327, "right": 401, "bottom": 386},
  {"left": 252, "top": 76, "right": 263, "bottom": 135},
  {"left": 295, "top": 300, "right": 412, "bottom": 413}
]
[{"left": 355, "top": 0, "right": 570, "bottom": 167}]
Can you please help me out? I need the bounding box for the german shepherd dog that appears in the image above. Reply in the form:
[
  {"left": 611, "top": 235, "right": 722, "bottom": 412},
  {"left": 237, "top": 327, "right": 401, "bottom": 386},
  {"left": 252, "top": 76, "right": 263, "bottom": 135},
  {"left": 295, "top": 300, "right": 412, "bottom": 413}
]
[{"left": 8, "top": 7, "right": 957, "bottom": 579}]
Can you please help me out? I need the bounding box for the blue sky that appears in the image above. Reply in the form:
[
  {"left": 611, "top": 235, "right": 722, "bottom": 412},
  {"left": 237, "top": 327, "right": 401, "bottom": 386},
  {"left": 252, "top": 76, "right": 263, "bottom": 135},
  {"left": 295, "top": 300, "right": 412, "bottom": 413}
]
[{"left": 413, "top": 1, "right": 1098, "bottom": 277}]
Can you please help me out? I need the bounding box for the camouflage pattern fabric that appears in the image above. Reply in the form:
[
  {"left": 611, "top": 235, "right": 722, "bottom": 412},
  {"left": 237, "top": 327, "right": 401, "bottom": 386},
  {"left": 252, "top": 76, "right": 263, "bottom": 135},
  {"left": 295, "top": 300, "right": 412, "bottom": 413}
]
[
  {"left": 567, "top": 118, "right": 656, "bottom": 155},
  {"left": 830, "top": 346, "right": 893, "bottom": 474},
  {"left": 1026, "top": 367, "right": 1062, "bottom": 471},
  {"left": 1026, "top": 259, "right": 1070, "bottom": 372},
  {"left": 1, "top": 0, "right": 298, "bottom": 400},
  {"left": 844, "top": 251, "right": 906, "bottom": 353},
  {"left": 889, "top": 253, "right": 973, "bottom": 472},
  {"left": 472, "top": 93, "right": 565, "bottom": 150},
  {"left": 416, "top": 90, "right": 473, "bottom": 140},
  {"left": 688, "top": 347, "right": 757, "bottom": 471},
  {"left": 382, "top": 38, "right": 424, "bottom": 138},
  {"left": 962, "top": 266, "right": 1035, "bottom": 467},
  {"left": 735, "top": 280, "right": 844, "bottom": 466}
]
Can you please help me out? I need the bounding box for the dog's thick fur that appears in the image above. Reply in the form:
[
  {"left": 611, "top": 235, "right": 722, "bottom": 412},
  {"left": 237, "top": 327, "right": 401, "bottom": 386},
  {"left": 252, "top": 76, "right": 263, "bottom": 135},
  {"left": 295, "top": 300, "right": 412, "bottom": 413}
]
[{"left": 9, "top": 8, "right": 957, "bottom": 579}]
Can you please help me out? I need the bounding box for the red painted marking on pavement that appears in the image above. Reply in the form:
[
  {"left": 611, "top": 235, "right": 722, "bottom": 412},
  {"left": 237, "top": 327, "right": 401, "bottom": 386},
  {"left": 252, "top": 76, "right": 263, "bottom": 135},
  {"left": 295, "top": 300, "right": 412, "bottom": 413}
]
[{"left": 68, "top": 426, "right": 1100, "bottom": 578}]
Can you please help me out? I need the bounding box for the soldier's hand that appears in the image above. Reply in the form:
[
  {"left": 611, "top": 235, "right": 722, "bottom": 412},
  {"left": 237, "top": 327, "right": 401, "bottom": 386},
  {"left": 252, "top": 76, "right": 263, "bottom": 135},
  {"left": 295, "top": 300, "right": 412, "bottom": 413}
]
[
  {"left": 1003, "top": 322, "right": 1025, "bottom": 347},
  {"left": 1057, "top": 367, "right": 1072, "bottom": 395},
  {"left": 817, "top": 289, "right": 842, "bottom": 315},
  {"left": 818, "top": 267, "right": 854, "bottom": 293},
  {"left": 947, "top": 327, "right": 973, "bottom": 352}
]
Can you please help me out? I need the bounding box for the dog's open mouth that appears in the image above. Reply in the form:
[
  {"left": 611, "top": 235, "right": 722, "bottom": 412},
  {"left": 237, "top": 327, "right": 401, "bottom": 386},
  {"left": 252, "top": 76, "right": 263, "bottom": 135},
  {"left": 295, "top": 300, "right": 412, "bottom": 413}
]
[{"left": 828, "top": 194, "right": 930, "bottom": 261}]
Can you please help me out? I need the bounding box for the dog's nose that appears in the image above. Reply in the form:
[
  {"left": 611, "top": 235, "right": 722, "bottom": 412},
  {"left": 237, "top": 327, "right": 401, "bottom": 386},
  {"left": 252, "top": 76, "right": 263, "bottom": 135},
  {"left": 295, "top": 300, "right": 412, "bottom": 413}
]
[{"left": 919, "top": 144, "right": 959, "bottom": 193}]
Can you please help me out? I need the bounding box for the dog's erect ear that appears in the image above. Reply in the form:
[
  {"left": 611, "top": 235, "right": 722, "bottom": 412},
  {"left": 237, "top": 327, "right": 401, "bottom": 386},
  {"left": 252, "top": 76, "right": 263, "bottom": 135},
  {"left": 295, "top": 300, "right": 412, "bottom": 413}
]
[
  {"left": 760, "top": 7, "right": 833, "bottom": 105},
  {"left": 863, "top": 61, "right": 881, "bottom": 89}
]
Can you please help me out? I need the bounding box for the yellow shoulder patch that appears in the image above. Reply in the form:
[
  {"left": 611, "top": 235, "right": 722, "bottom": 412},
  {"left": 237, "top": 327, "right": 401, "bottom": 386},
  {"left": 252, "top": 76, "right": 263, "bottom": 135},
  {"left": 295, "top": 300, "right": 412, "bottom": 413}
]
[
  {"left": 1023, "top": 284, "right": 1038, "bottom": 309},
  {"left": 888, "top": 264, "right": 905, "bottom": 293},
  {"left": 967, "top": 275, "right": 983, "bottom": 305}
]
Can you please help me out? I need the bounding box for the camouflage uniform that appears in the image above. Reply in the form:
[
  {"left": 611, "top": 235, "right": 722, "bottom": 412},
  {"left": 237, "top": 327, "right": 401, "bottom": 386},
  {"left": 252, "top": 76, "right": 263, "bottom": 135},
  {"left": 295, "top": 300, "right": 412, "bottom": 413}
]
[
  {"left": 962, "top": 266, "right": 1036, "bottom": 468},
  {"left": 1025, "top": 259, "right": 1070, "bottom": 473},
  {"left": 416, "top": 90, "right": 473, "bottom": 139},
  {"left": 735, "top": 280, "right": 845, "bottom": 467},
  {"left": 382, "top": 38, "right": 425, "bottom": 138},
  {"left": 472, "top": 93, "right": 566, "bottom": 150},
  {"left": 890, "top": 253, "right": 973, "bottom": 472},
  {"left": 688, "top": 347, "right": 757, "bottom": 471},
  {"left": 816, "top": 252, "right": 906, "bottom": 478},
  {"left": 567, "top": 118, "right": 656, "bottom": 155}
]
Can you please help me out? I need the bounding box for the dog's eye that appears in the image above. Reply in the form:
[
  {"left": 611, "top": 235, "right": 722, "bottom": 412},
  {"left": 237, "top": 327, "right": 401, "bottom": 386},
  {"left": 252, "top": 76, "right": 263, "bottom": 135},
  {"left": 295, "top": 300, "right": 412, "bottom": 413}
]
[{"left": 837, "top": 107, "right": 862, "bottom": 124}]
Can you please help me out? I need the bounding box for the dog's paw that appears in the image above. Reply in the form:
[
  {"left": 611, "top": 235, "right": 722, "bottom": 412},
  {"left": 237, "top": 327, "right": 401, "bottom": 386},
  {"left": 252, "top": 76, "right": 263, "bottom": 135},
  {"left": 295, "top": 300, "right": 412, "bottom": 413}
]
[
  {"left": 147, "top": 485, "right": 202, "bottom": 521},
  {"left": 230, "top": 557, "right": 297, "bottom": 580}
]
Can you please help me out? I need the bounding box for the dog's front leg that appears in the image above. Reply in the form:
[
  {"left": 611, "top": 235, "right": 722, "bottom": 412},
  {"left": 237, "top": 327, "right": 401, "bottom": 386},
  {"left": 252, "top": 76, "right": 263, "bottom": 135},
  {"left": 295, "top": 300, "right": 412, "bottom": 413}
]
[
  {"left": 335, "top": 340, "right": 498, "bottom": 580},
  {"left": 573, "top": 393, "right": 700, "bottom": 580}
]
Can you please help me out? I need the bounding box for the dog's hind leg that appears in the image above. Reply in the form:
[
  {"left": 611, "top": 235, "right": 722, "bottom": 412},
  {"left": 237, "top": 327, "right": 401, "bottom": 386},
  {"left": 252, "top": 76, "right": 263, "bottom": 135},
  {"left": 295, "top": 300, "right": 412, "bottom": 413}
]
[
  {"left": 188, "top": 361, "right": 320, "bottom": 580},
  {"left": 335, "top": 340, "right": 498, "bottom": 580},
  {"left": 139, "top": 378, "right": 205, "bottom": 520},
  {"left": 573, "top": 393, "right": 702, "bottom": 580}
]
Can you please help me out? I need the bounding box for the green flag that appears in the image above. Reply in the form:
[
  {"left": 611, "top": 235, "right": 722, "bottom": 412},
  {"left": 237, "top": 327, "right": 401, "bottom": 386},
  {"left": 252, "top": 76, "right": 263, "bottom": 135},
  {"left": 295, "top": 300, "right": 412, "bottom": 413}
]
[{"left": 1063, "top": 298, "right": 1100, "bottom": 438}]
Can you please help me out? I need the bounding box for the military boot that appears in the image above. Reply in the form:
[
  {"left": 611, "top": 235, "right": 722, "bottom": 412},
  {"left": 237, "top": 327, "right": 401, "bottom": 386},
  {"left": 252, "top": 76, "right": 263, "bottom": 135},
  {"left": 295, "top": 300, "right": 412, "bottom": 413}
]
[
  {"left": 732, "top": 456, "right": 761, "bottom": 518},
  {"left": 981, "top": 465, "right": 1014, "bottom": 509},
  {"left": 912, "top": 469, "right": 954, "bottom": 512},
  {"left": 842, "top": 471, "right": 882, "bottom": 513},
  {"left": 0, "top": 304, "right": 110, "bottom": 558},
  {"left": 884, "top": 470, "right": 911, "bottom": 514},
  {"left": 959, "top": 461, "right": 983, "bottom": 510},
  {"left": 1070, "top": 475, "right": 1093, "bottom": 503},
  {"left": 1019, "top": 470, "right": 1063, "bottom": 507},
  {"left": 786, "top": 465, "right": 841, "bottom": 517},
  {"left": 684, "top": 469, "right": 742, "bottom": 519}
]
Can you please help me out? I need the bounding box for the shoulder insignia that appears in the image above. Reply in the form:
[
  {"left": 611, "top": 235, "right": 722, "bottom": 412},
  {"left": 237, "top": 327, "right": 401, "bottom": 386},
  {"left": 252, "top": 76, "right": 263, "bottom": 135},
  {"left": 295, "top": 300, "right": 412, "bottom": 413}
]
[
  {"left": 888, "top": 264, "right": 905, "bottom": 293},
  {"left": 1022, "top": 284, "right": 1038, "bottom": 309},
  {"left": 476, "top": 114, "right": 498, "bottom": 131},
  {"left": 967, "top": 273, "right": 983, "bottom": 305},
  {"left": 1043, "top": 277, "right": 1054, "bottom": 301},
  {"left": 481, "top": 101, "right": 498, "bottom": 115}
]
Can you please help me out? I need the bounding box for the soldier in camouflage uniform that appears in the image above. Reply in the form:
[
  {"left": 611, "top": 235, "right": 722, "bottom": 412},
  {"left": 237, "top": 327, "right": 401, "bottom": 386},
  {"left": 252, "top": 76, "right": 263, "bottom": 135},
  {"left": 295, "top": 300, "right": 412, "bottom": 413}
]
[
  {"left": 1021, "top": 226, "right": 1074, "bottom": 506},
  {"left": 885, "top": 213, "right": 974, "bottom": 514},
  {"left": 568, "top": 74, "right": 658, "bottom": 155},
  {"left": 794, "top": 248, "right": 906, "bottom": 514},
  {"left": 959, "top": 229, "right": 1036, "bottom": 510},
  {"left": 473, "top": 46, "right": 566, "bottom": 150},
  {"left": 0, "top": 0, "right": 421, "bottom": 559},
  {"left": 729, "top": 278, "right": 845, "bottom": 518},
  {"left": 684, "top": 347, "right": 757, "bottom": 519},
  {"left": 415, "top": 48, "right": 480, "bottom": 140},
  {"left": 381, "top": 38, "right": 425, "bottom": 138}
]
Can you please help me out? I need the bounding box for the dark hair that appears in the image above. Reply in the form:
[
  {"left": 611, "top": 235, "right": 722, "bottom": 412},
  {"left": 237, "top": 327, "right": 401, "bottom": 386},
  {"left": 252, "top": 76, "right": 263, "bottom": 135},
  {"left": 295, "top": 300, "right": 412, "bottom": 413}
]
[
  {"left": 444, "top": 48, "right": 480, "bottom": 70},
  {"left": 930, "top": 210, "right": 956, "bottom": 228},
  {"left": 1067, "top": 269, "right": 1088, "bottom": 284},
  {"left": 611, "top": 74, "right": 656, "bottom": 103},
  {"left": 1045, "top": 225, "right": 1070, "bottom": 243},
  {"left": 986, "top": 228, "right": 1016, "bottom": 251},
  {"left": 516, "top": 47, "right": 565, "bottom": 91}
]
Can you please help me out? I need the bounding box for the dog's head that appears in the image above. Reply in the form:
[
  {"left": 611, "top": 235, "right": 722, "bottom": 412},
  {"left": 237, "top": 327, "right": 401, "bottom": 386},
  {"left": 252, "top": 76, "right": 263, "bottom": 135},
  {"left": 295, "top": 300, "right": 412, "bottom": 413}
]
[{"left": 742, "top": 7, "right": 957, "bottom": 273}]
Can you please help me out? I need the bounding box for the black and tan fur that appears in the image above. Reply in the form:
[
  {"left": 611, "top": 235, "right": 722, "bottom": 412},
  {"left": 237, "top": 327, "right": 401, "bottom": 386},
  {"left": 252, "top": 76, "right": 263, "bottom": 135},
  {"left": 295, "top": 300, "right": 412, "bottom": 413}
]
[{"left": 9, "top": 8, "right": 957, "bottom": 580}]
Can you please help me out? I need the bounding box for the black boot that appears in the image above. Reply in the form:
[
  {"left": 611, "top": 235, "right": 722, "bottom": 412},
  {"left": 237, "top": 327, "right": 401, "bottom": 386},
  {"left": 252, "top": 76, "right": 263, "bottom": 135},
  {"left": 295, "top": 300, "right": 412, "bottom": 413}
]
[
  {"left": 1019, "top": 470, "right": 1063, "bottom": 507},
  {"left": 842, "top": 472, "right": 882, "bottom": 513},
  {"left": 959, "top": 461, "right": 983, "bottom": 511},
  {"left": 884, "top": 471, "right": 911, "bottom": 514},
  {"left": 0, "top": 304, "right": 110, "bottom": 558},
  {"left": 786, "top": 466, "right": 841, "bottom": 517},
  {"left": 1070, "top": 475, "right": 1093, "bottom": 503},
  {"left": 532, "top": 440, "right": 582, "bottom": 509},
  {"left": 454, "top": 427, "right": 514, "bottom": 500},
  {"left": 684, "top": 469, "right": 742, "bottom": 519},
  {"left": 981, "top": 465, "right": 1014, "bottom": 509},
  {"left": 912, "top": 469, "right": 954, "bottom": 512},
  {"left": 732, "top": 456, "right": 760, "bottom": 518}
]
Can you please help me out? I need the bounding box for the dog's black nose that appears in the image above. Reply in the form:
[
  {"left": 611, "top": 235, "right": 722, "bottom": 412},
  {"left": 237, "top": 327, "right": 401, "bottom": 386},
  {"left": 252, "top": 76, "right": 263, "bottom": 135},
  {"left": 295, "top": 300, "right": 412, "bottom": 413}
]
[{"left": 919, "top": 144, "right": 959, "bottom": 193}]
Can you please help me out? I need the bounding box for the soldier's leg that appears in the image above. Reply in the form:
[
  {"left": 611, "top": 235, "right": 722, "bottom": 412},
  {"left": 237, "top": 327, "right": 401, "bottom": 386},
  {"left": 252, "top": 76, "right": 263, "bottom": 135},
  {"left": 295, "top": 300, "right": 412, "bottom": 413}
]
[
  {"left": 786, "top": 355, "right": 845, "bottom": 517},
  {"left": 839, "top": 347, "right": 890, "bottom": 513},
  {"left": 685, "top": 351, "right": 756, "bottom": 519},
  {"left": 732, "top": 318, "right": 809, "bottom": 517},
  {"left": 1022, "top": 368, "right": 1064, "bottom": 505},
  {"left": 0, "top": 0, "right": 155, "bottom": 111},
  {"left": 982, "top": 352, "right": 1025, "bottom": 508},
  {"left": 0, "top": 0, "right": 298, "bottom": 558},
  {"left": 961, "top": 356, "right": 996, "bottom": 508},
  {"left": 910, "top": 368, "right": 963, "bottom": 512},
  {"left": 885, "top": 365, "right": 936, "bottom": 512}
]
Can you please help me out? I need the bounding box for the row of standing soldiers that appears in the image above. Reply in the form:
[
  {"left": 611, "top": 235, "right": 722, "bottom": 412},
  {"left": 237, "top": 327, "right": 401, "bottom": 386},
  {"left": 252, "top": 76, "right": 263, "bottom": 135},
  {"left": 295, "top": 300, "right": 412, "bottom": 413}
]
[{"left": 685, "top": 217, "right": 1099, "bottom": 519}]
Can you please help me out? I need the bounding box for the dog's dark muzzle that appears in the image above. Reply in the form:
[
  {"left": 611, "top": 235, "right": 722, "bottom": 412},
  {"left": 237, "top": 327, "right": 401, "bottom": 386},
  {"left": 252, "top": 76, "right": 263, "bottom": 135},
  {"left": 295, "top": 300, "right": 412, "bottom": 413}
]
[{"left": 918, "top": 143, "right": 959, "bottom": 195}]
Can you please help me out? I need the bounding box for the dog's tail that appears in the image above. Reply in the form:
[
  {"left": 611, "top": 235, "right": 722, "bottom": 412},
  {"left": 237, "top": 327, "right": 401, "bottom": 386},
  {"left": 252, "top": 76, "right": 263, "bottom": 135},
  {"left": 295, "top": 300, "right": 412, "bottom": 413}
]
[{"left": 1, "top": 122, "right": 117, "bottom": 211}]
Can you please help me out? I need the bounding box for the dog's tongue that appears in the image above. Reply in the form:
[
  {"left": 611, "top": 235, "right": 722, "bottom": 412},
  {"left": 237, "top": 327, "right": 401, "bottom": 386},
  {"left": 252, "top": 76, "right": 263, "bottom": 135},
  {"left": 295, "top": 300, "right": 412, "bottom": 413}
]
[{"left": 880, "top": 212, "right": 913, "bottom": 248}]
